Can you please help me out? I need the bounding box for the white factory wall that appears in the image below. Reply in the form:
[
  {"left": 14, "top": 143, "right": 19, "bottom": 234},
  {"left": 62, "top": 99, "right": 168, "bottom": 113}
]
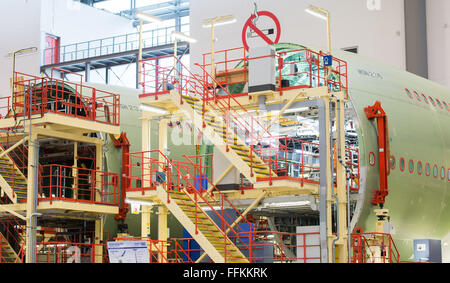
[
  {"left": 189, "top": 0, "right": 407, "bottom": 71},
  {"left": 426, "top": 0, "right": 450, "bottom": 89},
  {"left": 41, "top": 0, "right": 134, "bottom": 47},
  {"left": 0, "top": 0, "right": 41, "bottom": 110}
]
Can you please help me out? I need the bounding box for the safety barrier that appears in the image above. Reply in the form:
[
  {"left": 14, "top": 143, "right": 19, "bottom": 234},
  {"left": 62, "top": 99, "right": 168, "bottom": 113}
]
[
  {"left": 43, "top": 23, "right": 189, "bottom": 65},
  {"left": 126, "top": 150, "right": 254, "bottom": 262},
  {"left": 38, "top": 164, "right": 119, "bottom": 206},
  {"left": 116, "top": 229, "right": 322, "bottom": 263},
  {"left": 9, "top": 70, "right": 120, "bottom": 126},
  {"left": 35, "top": 241, "right": 107, "bottom": 263},
  {"left": 200, "top": 46, "right": 348, "bottom": 96},
  {"left": 350, "top": 231, "right": 400, "bottom": 263}
]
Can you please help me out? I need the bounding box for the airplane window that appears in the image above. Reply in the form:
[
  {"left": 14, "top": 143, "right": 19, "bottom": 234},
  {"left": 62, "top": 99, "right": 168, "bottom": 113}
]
[
  {"left": 409, "top": 159, "right": 414, "bottom": 173},
  {"left": 433, "top": 165, "right": 438, "bottom": 178},
  {"left": 448, "top": 169, "right": 450, "bottom": 181},
  {"left": 429, "top": 96, "right": 436, "bottom": 106},
  {"left": 441, "top": 167, "right": 445, "bottom": 180},
  {"left": 417, "top": 161, "right": 422, "bottom": 175},
  {"left": 405, "top": 88, "right": 413, "bottom": 99},
  {"left": 400, "top": 158, "right": 405, "bottom": 172},
  {"left": 436, "top": 99, "right": 443, "bottom": 109},
  {"left": 413, "top": 91, "right": 421, "bottom": 101},
  {"left": 421, "top": 93, "right": 428, "bottom": 104},
  {"left": 426, "top": 163, "right": 431, "bottom": 176},
  {"left": 390, "top": 156, "right": 396, "bottom": 170}
]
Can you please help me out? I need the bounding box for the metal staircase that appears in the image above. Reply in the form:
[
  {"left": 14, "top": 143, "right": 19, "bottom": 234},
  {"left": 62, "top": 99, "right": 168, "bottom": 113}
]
[
  {"left": 0, "top": 146, "right": 27, "bottom": 204},
  {"left": 156, "top": 187, "right": 248, "bottom": 263},
  {"left": 130, "top": 150, "right": 252, "bottom": 263},
  {"left": 0, "top": 232, "right": 20, "bottom": 263},
  {"left": 173, "top": 94, "right": 276, "bottom": 184}
]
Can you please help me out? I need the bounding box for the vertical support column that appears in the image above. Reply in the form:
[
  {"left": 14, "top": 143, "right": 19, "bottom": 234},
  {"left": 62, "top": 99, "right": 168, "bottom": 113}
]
[
  {"left": 141, "top": 206, "right": 152, "bottom": 238},
  {"left": 159, "top": 118, "right": 168, "bottom": 162},
  {"left": 157, "top": 206, "right": 168, "bottom": 262},
  {"left": 25, "top": 132, "right": 38, "bottom": 263},
  {"left": 85, "top": 62, "right": 91, "bottom": 82},
  {"left": 94, "top": 217, "right": 103, "bottom": 263},
  {"left": 318, "top": 97, "right": 333, "bottom": 263},
  {"left": 335, "top": 95, "right": 348, "bottom": 263},
  {"left": 95, "top": 143, "right": 103, "bottom": 203},
  {"left": 105, "top": 66, "right": 110, "bottom": 85},
  {"left": 141, "top": 117, "right": 153, "bottom": 238}
]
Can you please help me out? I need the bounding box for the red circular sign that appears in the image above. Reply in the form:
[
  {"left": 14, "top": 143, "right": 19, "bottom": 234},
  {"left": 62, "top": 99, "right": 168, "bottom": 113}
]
[{"left": 242, "top": 11, "right": 281, "bottom": 51}]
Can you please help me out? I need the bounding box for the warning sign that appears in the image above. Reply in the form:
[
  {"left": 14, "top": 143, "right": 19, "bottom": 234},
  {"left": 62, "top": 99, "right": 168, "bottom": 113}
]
[{"left": 242, "top": 11, "right": 281, "bottom": 51}]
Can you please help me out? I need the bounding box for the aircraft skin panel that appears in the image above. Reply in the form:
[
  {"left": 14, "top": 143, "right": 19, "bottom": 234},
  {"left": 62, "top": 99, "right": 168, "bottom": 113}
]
[{"left": 337, "top": 48, "right": 450, "bottom": 261}]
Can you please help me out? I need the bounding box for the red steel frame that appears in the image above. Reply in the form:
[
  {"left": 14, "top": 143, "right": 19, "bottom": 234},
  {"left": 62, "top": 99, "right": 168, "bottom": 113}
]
[
  {"left": 364, "top": 101, "right": 389, "bottom": 206},
  {"left": 38, "top": 164, "right": 119, "bottom": 206},
  {"left": 127, "top": 150, "right": 256, "bottom": 262},
  {"left": 350, "top": 229, "right": 400, "bottom": 263},
  {"left": 116, "top": 229, "right": 322, "bottom": 263},
  {"left": 8, "top": 69, "right": 120, "bottom": 126}
]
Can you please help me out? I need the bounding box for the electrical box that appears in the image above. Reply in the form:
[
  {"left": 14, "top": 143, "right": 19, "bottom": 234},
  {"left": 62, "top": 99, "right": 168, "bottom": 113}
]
[
  {"left": 248, "top": 45, "right": 276, "bottom": 93},
  {"left": 413, "top": 239, "right": 442, "bottom": 263}
]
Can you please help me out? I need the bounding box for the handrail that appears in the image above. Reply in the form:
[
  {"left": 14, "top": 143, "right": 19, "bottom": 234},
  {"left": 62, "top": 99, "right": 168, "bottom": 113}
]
[
  {"left": 129, "top": 150, "right": 251, "bottom": 262},
  {"left": 43, "top": 23, "right": 189, "bottom": 65}
]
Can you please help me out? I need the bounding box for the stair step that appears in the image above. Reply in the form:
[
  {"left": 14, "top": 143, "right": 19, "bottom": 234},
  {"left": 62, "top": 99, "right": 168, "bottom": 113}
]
[
  {"left": 241, "top": 157, "right": 262, "bottom": 164},
  {"left": 254, "top": 170, "right": 272, "bottom": 176},
  {"left": 229, "top": 145, "right": 250, "bottom": 152}
]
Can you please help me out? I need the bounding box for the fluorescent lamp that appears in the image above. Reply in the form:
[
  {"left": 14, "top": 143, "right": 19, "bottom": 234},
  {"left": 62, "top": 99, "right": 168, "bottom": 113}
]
[
  {"left": 284, "top": 107, "right": 310, "bottom": 114},
  {"left": 136, "top": 12, "right": 163, "bottom": 24},
  {"left": 305, "top": 6, "right": 328, "bottom": 21},
  {"left": 171, "top": 31, "right": 197, "bottom": 43},
  {"left": 264, "top": 200, "right": 311, "bottom": 208},
  {"left": 125, "top": 198, "right": 156, "bottom": 206},
  {"left": 139, "top": 104, "right": 168, "bottom": 115},
  {"left": 202, "top": 15, "right": 237, "bottom": 28}
]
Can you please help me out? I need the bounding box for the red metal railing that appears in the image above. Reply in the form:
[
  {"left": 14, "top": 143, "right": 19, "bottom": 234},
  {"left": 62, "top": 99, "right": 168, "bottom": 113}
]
[
  {"left": 0, "top": 144, "right": 28, "bottom": 202},
  {"left": 10, "top": 70, "right": 120, "bottom": 126},
  {"left": 200, "top": 46, "right": 348, "bottom": 96},
  {"left": 118, "top": 229, "right": 322, "bottom": 263},
  {"left": 253, "top": 135, "right": 321, "bottom": 185},
  {"left": 350, "top": 231, "right": 400, "bottom": 263},
  {"left": 38, "top": 164, "right": 119, "bottom": 206},
  {"left": 126, "top": 150, "right": 254, "bottom": 262},
  {"left": 139, "top": 48, "right": 353, "bottom": 188},
  {"left": 35, "top": 241, "right": 107, "bottom": 263}
]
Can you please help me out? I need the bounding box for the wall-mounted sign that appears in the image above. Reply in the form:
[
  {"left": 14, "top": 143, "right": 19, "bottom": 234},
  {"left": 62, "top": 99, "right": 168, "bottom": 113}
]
[{"left": 242, "top": 11, "right": 281, "bottom": 51}]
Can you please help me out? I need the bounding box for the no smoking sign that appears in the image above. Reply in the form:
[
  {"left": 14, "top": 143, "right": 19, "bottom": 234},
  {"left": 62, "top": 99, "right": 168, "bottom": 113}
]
[{"left": 242, "top": 11, "right": 281, "bottom": 51}]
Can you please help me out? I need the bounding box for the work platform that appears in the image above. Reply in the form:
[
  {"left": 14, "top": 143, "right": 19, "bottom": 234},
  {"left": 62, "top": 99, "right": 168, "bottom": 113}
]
[
  {"left": 126, "top": 45, "right": 358, "bottom": 263},
  {"left": 0, "top": 69, "right": 123, "bottom": 263}
]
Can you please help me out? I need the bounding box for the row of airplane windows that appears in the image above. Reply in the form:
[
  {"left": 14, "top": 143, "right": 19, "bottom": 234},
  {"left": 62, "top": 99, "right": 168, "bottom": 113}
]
[
  {"left": 391, "top": 155, "right": 449, "bottom": 180},
  {"left": 405, "top": 88, "right": 450, "bottom": 110}
]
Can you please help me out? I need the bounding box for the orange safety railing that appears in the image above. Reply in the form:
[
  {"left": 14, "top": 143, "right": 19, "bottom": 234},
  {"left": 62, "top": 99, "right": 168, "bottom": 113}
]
[
  {"left": 10, "top": 69, "right": 120, "bottom": 126},
  {"left": 253, "top": 135, "right": 321, "bottom": 185},
  {"left": 350, "top": 231, "right": 400, "bottom": 263},
  {"left": 139, "top": 49, "right": 352, "bottom": 186},
  {"left": 126, "top": 150, "right": 254, "bottom": 262},
  {"left": 38, "top": 164, "right": 119, "bottom": 206},
  {"left": 115, "top": 229, "right": 322, "bottom": 264},
  {"left": 200, "top": 46, "right": 348, "bottom": 96},
  {"left": 0, "top": 144, "right": 29, "bottom": 202},
  {"left": 36, "top": 241, "right": 107, "bottom": 263}
]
